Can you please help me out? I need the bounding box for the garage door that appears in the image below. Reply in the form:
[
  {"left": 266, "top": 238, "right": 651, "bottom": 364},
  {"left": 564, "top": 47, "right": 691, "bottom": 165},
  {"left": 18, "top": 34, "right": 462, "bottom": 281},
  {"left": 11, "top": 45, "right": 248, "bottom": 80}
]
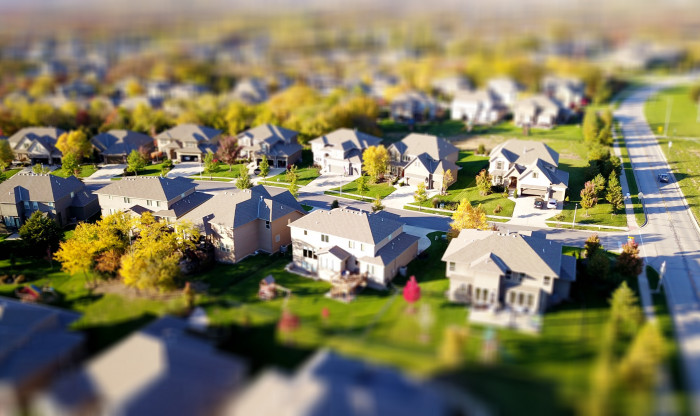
[{"left": 520, "top": 187, "right": 547, "bottom": 197}]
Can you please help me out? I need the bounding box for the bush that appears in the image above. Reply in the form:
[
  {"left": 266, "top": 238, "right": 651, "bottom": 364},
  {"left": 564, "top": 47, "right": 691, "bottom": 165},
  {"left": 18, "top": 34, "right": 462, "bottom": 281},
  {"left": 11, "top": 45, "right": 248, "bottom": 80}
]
[
  {"left": 162, "top": 158, "right": 174, "bottom": 171},
  {"left": 477, "top": 144, "right": 486, "bottom": 155},
  {"left": 391, "top": 176, "right": 400, "bottom": 185},
  {"left": 330, "top": 200, "right": 339, "bottom": 209},
  {"left": 493, "top": 204, "right": 502, "bottom": 214},
  {"left": 432, "top": 198, "right": 442, "bottom": 208}
]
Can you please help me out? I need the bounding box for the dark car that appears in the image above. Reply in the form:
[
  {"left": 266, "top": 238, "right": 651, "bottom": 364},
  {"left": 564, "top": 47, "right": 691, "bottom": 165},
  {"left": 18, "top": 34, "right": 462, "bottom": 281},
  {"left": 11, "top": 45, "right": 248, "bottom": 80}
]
[
  {"left": 658, "top": 174, "right": 669, "bottom": 183},
  {"left": 534, "top": 198, "right": 545, "bottom": 209}
]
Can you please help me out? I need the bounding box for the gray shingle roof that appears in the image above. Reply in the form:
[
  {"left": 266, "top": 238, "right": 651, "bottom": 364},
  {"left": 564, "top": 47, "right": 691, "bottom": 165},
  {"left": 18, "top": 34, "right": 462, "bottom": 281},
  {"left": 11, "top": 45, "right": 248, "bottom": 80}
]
[
  {"left": 490, "top": 139, "right": 559, "bottom": 167},
  {"left": 390, "top": 133, "right": 458, "bottom": 162},
  {"left": 289, "top": 208, "right": 403, "bottom": 245},
  {"left": 310, "top": 128, "right": 382, "bottom": 152},
  {"left": 359, "top": 232, "right": 420, "bottom": 266},
  {"left": 7, "top": 127, "right": 65, "bottom": 149},
  {"left": 238, "top": 124, "right": 298, "bottom": 145},
  {"left": 153, "top": 191, "right": 213, "bottom": 219},
  {"left": 155, "top": 124, "right": 222, "bottom": 143},
  {"left": 94, "top": 176, "right": 196, "bottom": 202},
  {"left": 408, "top": 153, "right": 458, "bottom": 175},
  {"left": 91, "top": 130, "right": 153, "bottom": 156},
  {"left": 0, "top": 173, "right": 87, "bottom": 204}
]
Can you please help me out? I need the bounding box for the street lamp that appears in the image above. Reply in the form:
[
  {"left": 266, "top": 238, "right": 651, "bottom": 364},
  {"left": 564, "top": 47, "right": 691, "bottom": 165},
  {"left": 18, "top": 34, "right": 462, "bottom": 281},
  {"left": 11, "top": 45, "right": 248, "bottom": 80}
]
[{"left": 572, "top": 203, "right": 578, "bottom": 229}]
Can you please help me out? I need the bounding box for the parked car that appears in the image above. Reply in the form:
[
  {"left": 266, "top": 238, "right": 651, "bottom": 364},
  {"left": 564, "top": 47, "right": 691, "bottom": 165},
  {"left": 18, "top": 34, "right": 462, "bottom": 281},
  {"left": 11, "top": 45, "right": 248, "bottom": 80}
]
[
  {"left": 658, "top": 173, "right": 669, "bottom": 183},
  {"left": 547, "top": 199, "right": 558, "bottom": 209},
  {"left": 534, "top": 198, "right": 545, "bottom": 209}
]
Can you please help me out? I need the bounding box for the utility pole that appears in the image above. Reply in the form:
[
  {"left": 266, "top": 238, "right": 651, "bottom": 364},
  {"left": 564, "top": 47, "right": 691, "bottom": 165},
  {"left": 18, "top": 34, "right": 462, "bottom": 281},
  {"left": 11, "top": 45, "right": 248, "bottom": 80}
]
[
  {"left": 572, "top": 203, "right": 578, "bottom": 229},
  {"left": 664, "top": 97, "right": 673, "bottom": 137}
]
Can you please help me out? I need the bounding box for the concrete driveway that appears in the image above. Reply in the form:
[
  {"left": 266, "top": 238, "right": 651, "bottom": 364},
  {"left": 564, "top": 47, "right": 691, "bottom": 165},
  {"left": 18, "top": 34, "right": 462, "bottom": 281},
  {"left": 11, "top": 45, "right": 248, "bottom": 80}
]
[
  {"left": 507, "top": 196, "right": 561, "bottom": 227},
  {"left": 301, "top": 172, "right": 358, "bottom": 195},
  {"left": 85, "top": 164, "right": 125, "bottom": 181},
  {"left": 166, "top": 162, "right": 203, "bottom": 178}
]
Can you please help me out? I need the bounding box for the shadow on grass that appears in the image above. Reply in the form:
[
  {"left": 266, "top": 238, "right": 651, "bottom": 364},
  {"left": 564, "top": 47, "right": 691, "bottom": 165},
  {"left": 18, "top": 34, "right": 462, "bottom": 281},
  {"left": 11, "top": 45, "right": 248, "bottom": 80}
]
[{"left": 77, "top": 312, "right": 158, "bottom": 355}]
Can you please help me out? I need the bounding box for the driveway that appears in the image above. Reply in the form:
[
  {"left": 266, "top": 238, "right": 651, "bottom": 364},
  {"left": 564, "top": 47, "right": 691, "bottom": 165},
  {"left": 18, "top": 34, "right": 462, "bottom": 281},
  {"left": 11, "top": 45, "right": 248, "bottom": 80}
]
[
  {"left": 507, "top": 196, "right": 561, "bottom": 227},
  {"left": 85, "top": 164, "right": 126, "bottom": 181},
  {"left": 300, "top": 173, "right": 358, "bottom": 195},
  {"left": 166, "top": 162, "right": 203, "bottom": 178}
]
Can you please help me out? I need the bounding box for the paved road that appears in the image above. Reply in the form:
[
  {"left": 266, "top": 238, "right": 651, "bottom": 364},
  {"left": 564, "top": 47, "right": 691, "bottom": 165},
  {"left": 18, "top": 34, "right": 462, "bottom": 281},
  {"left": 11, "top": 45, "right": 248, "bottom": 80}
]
[{"left": 615, "top": 78, "right": 700, "bottom": 411}]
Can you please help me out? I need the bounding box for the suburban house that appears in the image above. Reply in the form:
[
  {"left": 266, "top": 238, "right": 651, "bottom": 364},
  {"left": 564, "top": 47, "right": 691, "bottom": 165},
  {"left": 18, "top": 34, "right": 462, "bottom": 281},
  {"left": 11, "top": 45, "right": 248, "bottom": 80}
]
[
  {"left": 182, "top": 185, "right": 306, "bottom": 263},
  {"left": 387, "top": 133, "right": 459, "bottom": 190},
  {"left": 0, "top": 173, "right": 99, "bottom": 228},
  {"left": 94, "top": 176, "right": 211, "bottom": 222},
  {"left": 7, "top": 127, "right": 65, "bottom": 165},
  {"left": 237, "top": 124, "right": 303, "bottom": 168},
  {"left": 541, "top": 75, "right": 585, "bottom": 110},
  {"left": 512, "top": 94, "right": 562, "bottom": 128},
  {"left": 432, "top": 75, "right": 473, "bottom": 97},
  {"left": 231, "top": 77, "right": 269, "bottom": 104},
  {"left": 450, "top": 89, "right": 507, "bottom": 125},
  {"left": 91, "top": 129, "right": 154, "bottom": 163},
  {"left": 155, "top": 123, "right": 222, "bottom": 162},
  {"left": 34, "top": 316, "right": 246, "bottom": 416},
  {"left": 390, "top": 91, "right": 438, "bottom": 123},
  {"left": 0, "top": 299, "right": 86, "bottom": 415},
  {"left": 310, "top": 128, "right": 382, "bottom": 176},
  {"left": 442, "top": 229, "right": 576, "bottom": 314},
  {"left": 487, "top": 77, "right": 522, "bottom": 108},
  {"left": 488, "top": 139, "right": 569, "bottom": 201},
  {"left": 288, "top": 209, "right": 419, "bottom": 287}
]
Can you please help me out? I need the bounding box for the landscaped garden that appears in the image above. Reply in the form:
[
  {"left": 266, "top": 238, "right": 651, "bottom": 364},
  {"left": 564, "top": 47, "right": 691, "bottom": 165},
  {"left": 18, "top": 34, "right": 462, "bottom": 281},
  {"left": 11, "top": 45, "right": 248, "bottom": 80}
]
[{"left": 50, "top": 164, "right": 99, "bottom": 178}]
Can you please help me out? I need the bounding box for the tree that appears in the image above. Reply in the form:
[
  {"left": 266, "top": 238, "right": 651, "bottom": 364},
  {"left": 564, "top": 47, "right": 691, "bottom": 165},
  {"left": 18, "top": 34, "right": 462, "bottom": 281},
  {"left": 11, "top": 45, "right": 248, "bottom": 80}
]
[
  {"left": 616, "top": 238, "right": 643, "bottom": 277},
  {"left": 19, "top": 211, "right": 63, "bottom": 254},
  {"left": 289, "top": 175, "right": 300, "bottom": 199},
  {"left": 162, "top": 158, "right": 174, "bottom": 171},
  {"left": 372, "top": 196, "right": 384, "bottom": 212},
  {"left": 235, "top": 171, "right": 252, "bottom": 190},
  {"left": 56, "top": 130, "right": 91, "bottom": 161},
  {"left": 258, "top": 155, "right": 270, "bottom": 177},
  {"left": 414, "top": 182, "right": 428, "bottom": 210},
  {"left": 61, "top": 152, "right": 81, "bottom": 176},
  {"left": 216, "top": 136, "right": 241, "bottom": 171},
  {"left": 580, "top": 181, "right": 598, "bottom": 216},
  {"left": 476, "top": 169, "right": 492, "bottom": 196},
  {"left": 125, "top": 79, "right": 144, "bottom": 97},
  {"left": 224, "top": 102, "right": 252, "bottom": 135},
  {"left": 450, "top": 199, "right": 489, "bottom": 232},
  {"left": 592, "top": 173, "right": 606, "bottom": 198},
  {"left": 0, "top": 139, "right": 14, "bottom": 171},
  {"left": 610, "top": 281, "right": 643, "bottom": 337},
  {"left": 357, "top": 175, "right": 369, "bottom": 197},
  {"left": 362, "top": 145, "right": 389, "bottom": 183},
  {"left": 54, "top": 222, "right": 99, "bottom": 285},
  {"left": 584, "top": 234, "right": 602, "bottom": 259},
  {"left": 606, "top": 171, "right": 624, "bottom": 214},
  {"left": 285, "top": 165, "right": 298, "bottom": 183},
  {"left": 330, "top": 199, "right": 339, "bottom": 209},
  {"left": 94, "top": 249, "right": 122, "bottom": 278},
  {"left": 126, "top": 149, "right": 147, "bottom": 175},
  {"left": 618, "top": 322, "right": 666, "bottom": 390},
  {"left": 203, "top": 152, "right": 218, "bottom": 178},
  {"left": 583, "top": 108, "right": 600, "bottom": 144},
  {"left": 441, "top": 168, "right": 454, "bottom": 195},
  {"left": 32, "top": 164, "right": 50, "bottom": 174},
  {"left": 587, "top": 250, "right": 610, "bottom": 282}
]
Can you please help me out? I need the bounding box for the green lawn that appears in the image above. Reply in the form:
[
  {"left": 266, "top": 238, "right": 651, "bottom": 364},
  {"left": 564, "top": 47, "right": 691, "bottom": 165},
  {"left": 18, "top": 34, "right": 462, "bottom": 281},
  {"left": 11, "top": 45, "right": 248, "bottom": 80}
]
[
  {"left": 197, "top": 163, "right": 247, "bottom": 179},
  {"left": 645, "top": 85, "right": 700, "bottom": 223},
  {"left": 325, "top": 178, "right": 395, "bottom": 200},
  {"left": 264, "top": 166, "right": 320, "bottom": 186},
  {"left": 51, "top": 165, "right": 99, "bottom": 178},
  {"left": 616, "top": 123, "right": 647, "bottom": 226},
  {"left": 0, "top": 168, "right": 22, "bottom": 182},
  {"left": 379, "top": 119, "right": 468, "bottom": 143}
]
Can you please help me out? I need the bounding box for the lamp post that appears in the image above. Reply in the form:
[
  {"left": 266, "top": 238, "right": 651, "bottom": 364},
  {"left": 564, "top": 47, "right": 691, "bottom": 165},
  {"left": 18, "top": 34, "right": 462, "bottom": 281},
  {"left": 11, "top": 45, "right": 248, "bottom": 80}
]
[{"left": 572, "top": 203, "right": 578, "bottom": 229}]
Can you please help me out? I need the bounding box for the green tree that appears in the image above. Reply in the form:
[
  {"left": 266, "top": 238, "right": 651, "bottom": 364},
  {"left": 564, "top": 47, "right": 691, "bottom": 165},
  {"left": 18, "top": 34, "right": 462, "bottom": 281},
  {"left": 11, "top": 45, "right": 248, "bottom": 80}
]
[
  {"left": 61, "top": 152, "right": 81, "bottom": 176},
  {"left": 372, "top": 196, "right": 384, "bottom": 212},
  {"left": 235, "top": 171, "right": 252, "bottom": 190},
  {"left": 203, "top": 152, "right": 218, "bottom": 178},
  {"left": 475, "top": 169, "right": 492, "bottom": 196},
  {"left": 592, "top": 173, "right": 606, "bottom": 198},
  {"left": 587, "top": 250, "right": 610, "bottom": 282},
  {"left": 362, "top": 145, "right": 389, "bottom": 183},
  {"left": 582, "top": 108, "right": 600, "bottom": 144},
  {"left": 356, "top": 175, "right": 369, "bottom": 197},
  {"left": 126, "top": 149, "right": 146, "bottom": 175},
  {"left": 162, "top": 158, "right": 174, "bottom": 171},
  {"left": 0, "top": 139, "right": 14, "bottom": 170},
  {"left": 414, "top": 182, "right": 428, "bottom": 211},
  {"left": 580, "top": 181, "right": 598, "bottom": 216},
  {"left": 289, "top": 175, "right": 300, "bottom": 199},
  {"left": 584, "top": 234, "right": 602, "bottom": 259},
  {"left": 606, "top": 171, "right": 624, "bottom": 214},
  {"left": 450, "top": 199, "right": 489, "bottom": 233},
  {"left": 56, "top": 130, "right": 91, "bottom": 161},
  {"left": 441, "top": 168, "right": 454, "bottom": 195},
  {"left": 618, "top": 322, "right": 666, "bottom": 390},
  {"left": 259, "top": 155, "right": 270, "bottom": 177},
  {"left": 285, "top": 164, "right": 298, "bottom": 183},
  {"left": 33, "top": 164, "right": 50, "bottom": 174},
  {"left": 616, "top": 239, "right": 643, "bottom": 277},
  {"left": 330, "top": 199, "right": 339, "bottom": 209},
  {"left": 610, "top": 281, "right": 643, "bottom": 337},
  {"left": 19, "top": 211, "right": 63, "bottom": 254}
]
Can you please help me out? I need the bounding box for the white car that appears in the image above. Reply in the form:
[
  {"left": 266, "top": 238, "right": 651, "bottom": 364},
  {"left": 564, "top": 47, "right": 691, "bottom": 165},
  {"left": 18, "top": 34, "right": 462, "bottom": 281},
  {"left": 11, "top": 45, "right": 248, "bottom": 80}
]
[{"left": 547, "top": 199, "right": 558, "bottom": 209}]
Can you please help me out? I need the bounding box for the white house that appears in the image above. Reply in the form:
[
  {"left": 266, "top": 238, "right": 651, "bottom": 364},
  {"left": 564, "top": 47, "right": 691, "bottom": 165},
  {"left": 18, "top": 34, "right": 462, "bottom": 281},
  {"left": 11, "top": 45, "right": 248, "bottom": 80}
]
[
  {"left": 310, "top": 128, "right": 382, "bottom": 176},
  {"left": 512, "top": 94, "right": 562, "bottom": 128},
  {"left": 450, "top": 89, "right": 507, "bottom": 125},
  {"left": 387, "top": 133, "right": 459, "bottom": 190},
  {"left": 487, "top": 77, "right": 523, "bottom": 108}
]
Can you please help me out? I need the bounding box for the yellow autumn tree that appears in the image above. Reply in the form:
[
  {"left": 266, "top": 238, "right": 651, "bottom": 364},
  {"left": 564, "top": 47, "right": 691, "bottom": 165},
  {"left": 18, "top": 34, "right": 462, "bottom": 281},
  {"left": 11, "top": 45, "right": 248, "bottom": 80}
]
[
  {"left": 56, "top": 130, "right": 92, "bottom": 161},
  {"left": 450, "top": 199, "right": 490, "bottom": 234},
  {"left": 362, "top": 145, "right": 390, "bottom": 183},
  {"left": 53, "top": 222, "right": 100, "bottom": 285}
]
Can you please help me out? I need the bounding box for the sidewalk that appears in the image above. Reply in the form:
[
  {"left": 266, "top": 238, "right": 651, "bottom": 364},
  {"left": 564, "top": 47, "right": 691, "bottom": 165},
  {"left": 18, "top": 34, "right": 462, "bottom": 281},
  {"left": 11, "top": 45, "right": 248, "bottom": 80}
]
[{"left": 612, "top": 131, "right": 641, "bottom": 230}]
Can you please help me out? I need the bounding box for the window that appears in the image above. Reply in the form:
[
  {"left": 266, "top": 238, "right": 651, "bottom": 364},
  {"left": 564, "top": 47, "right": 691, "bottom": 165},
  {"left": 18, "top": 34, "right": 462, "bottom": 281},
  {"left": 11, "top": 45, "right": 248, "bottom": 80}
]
[
  {"left": 449, "top": 262, "right": 455, "bottom": 271},
  {"left": 509, "top": 291, "right": 516, "bottom": 304},
  {"left": 23, "top": 201, "right": 30, "bottom": 209},
  {"left": 368, "top": 265, "right": 375, "bottom": 274},
  {"left": 302, "top": 248, "right": 317, "bottom": 259},
  {"left": 32, "top": 201, "right": 38, "bottom": 210},
  {"left": 70, "top": 192, "right": 74, "bottom": 198},
  {"left": 360, "top": 243, "right": 364, "bottom": 251},
  {"left": 304, "top": 230, "right": 308, "bottom": 235},
  {"left": 496, "top": 161, "right": 503, "bottom": 170},
  {"left": 532, "top": 172, "right": 539, "bottom": 179},
  {"left": 348, "top": 240, "right": 355, "bottom": 249},
  {"left": 321, "top": 234, "right": 329, "bottom": 243},
  {"left": 156, "top": 201, "right": 161, "bottom": 207},
  {"left": 124, "top": 197, "right": 131, "bottom": 204},
  {"left": 544, "top": 276, "right": 551, "bottom": 285},
  {"left": 265, "top": 220, "right": 270, "bottom": 229},
  {"left": 527, "top": 294, "right": 534, "bottom": 307},
  {"left": 518, "top": 292, "right": 524, "bottom": 305},
  {"left": 146, "top": 200, "right": 152, "bottom": 206}
]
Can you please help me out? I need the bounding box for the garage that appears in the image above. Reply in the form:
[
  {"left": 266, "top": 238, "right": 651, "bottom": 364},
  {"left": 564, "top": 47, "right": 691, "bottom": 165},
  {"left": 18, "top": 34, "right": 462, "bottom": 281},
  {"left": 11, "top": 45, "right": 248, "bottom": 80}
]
[{"left": 520, "top": 187, "right": 548, "bottom": 198}]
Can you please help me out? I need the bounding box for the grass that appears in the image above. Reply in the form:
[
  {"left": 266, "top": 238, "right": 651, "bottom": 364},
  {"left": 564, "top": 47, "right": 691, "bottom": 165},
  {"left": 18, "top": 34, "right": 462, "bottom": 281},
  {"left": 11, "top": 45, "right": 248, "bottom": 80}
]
[
  {"left": 615, "top": 123, "right": 647, "bottom": 226},
  {"left": 0, "top": 168, "right": 22, "bottom": 182},
  {"left": 325, "top": 178, "right": 395, "bottom": 200},
  {"left": 198, "top": 163, "right": 247, "bottom": 179},
  {"left": 379, "top": 119, "right": 468, "bottom": 143},
  {"left": 265, "top": 167, "right": 320, "bottom": 186},
  {"left": 644, "top": 85, "right": 700, "bottom": 224},
  {"left": 50, "top": 164, "right": 99, "bottom": 178}
]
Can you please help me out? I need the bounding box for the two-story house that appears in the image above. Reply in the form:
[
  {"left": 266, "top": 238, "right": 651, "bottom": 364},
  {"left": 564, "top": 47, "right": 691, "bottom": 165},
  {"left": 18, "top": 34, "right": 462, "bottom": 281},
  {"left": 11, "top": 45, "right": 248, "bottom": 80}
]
[
  {"left": 0, "top": 173, "right": 99, "bottom": 228},
  {"left": 387, "top": 133, "right": 459, "bottom": 190},
  {"left": 94, "top": 176, "right": 211, "bottom": 222},
  {"left": 91, "top": 129, "right": 154, "bottom": 164},
  {"left": 288, "top": 209, "right": 419, "bottom": 287},
  {"left": 237, "top": 124, "right": 302, "bottom": 168},
  {"left": 7, "top": 127, "right": 65, "bottom": 165},
  {"left": 442, "top": 229, "right": 576, "bottom": 315},
  {"left": 512, "top": 94, "right": 562, "bottom": 128},
  {"left": 155, "top": 124, "right": 222, "bottom": 162},
  {"left": 310, "top": 128, "right": 382, "bottom": 176},
  {"left": 450, "top": 89, "right": 507, "bottom": 125},
  {"left": 486, "top": 77, "right": 522, "bottom": 108},
  {"left": 390, "top": 91, "right": 437, "bottom": 123},
  {"left": 541, "top": 75, "right": 585, "bottom": 111},
  {"left": 488, "top": 139, "right": 569, "bottom": 201},
  {"left": 182, "top": 185, "right": 306, "bottom": 263}
]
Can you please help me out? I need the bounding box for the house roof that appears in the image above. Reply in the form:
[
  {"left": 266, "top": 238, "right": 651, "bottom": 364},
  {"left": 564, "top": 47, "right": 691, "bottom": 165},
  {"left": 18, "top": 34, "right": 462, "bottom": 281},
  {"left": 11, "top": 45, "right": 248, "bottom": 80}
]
[
  {"left": 513, "top": 94, "right": 561, "bottom": 114},
  {"left": 238, "top": 123, "right": 298, "bottom": 144},
  {"left": 155, "top": 124, "right": 221, "bottom": 143},
  {"left": 0, "top": 173, "right": 88, "bottom": 204},
  {"left": 442, "top": 230, "right": 564, "bottom": 278},
  {"left": 91, "top": 130, "right": 153, "bottom": 156},
  {"left": 310, "top": 128, "right": 382, "bottom": 152},
  {"left": 406, "top": 153, "right": 459, "bottom": 176},
  {"left": 452, "top": 89, "right": 496, "bottom": 104},
  {"left": 490, "top": 139, "right": 559, "bottom": 168},
  {"left": 94, "top": 177, "right": 196, "bottom": 202},
  {"left": 152, "top": 191, "right": 213, "bottom": 219},
  {"left": 521, "top": 159, "right": 569, "bottom": 187},
  {"left": 7, "top": 127, "right": 65, "bottom": 149},
  {"left": 182, "top": 185, "right": 304, "bottom": 230},
  {"left": 359, "top": 232, "right": 420, "bottom": 266},
  {"left": 390, "top": 133, "right": 458, "bottom": 162},
  {"left": 288, "top": 208, "right": 403, "bottom": 245},
  {"left": 317, "top": 245, "right": 352, "bottom": 261}
]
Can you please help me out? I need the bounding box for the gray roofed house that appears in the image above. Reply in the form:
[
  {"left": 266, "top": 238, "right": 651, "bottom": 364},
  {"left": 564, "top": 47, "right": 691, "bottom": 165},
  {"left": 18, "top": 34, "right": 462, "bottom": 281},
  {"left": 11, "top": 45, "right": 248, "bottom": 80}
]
[
  {"left": 541, "top": 75, "right": 585, "bottom": 111},
  {"left": 486, "top": 77, "right": 523, "bottom": 108},
  {"left": 91, "top": 130, "right": 154, "bottom": 164},
  {"left": 230, "top": 77, "right": 268, "bottom": 104},
  {"left": 182, "top": 185, "right": 306, "bottom": 263},
  {"left": 512, "top": 94, "right": 562, "bottom": 128},
  {"left": 155, "top": 123, "right": 222, "bottom": 163},
  {"left": 431, "top": 75, "right": 473, "bottom": 97},
  {"left": 442, "top": 229, "right": 576, "bottom": 317},
  {"left": 0, "top": 298, "right": 86, "bottom": 415},
  {"left": 7, "top": 127, "right": 65, "bottom": 165},
  {"left": 390, "top": 90, "right": 437, "bottom": 123},
  {"left": 450, "top": 89, "right": 507, "bottom": 125},
  {"left": 289, "top": 209, "right": 419, "bottom": 287},
  {"left": 0, "top": 173, "right": 99, "bottom": 228},
  {"left": 237, "top": 124, "right": 303, "bottom": 169},
  {"left": 310, "top": 128, "right": 382, "bottom": 176},
  {"left": 33, "top": 315, "right": 246, "bottom": 416},
  {"left": 388, "top": 133, "right": 459, "bottom": 190},
  {"left": 94, "top": 176, "right": 203, "bottom": 220},
  {"left": 488, "top": 139, "right": 569, "bottom": 201}
]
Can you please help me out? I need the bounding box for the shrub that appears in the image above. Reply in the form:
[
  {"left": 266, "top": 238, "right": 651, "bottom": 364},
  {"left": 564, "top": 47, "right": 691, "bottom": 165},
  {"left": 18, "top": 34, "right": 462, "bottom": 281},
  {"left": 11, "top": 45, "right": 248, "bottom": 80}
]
[
  {"left": 162, "top": 158, "right": 174, "bottom": 171},
  {"left": 477, "top": 144, "right": 486, "bottom": 155},
  {"left": 432, "top": 198, "right": 442, "bottom": 208},
  {"left": 330, "top": 200, "right": 339, "bottom": 209},
  {"left": 493, "top": 204, "right": 502, "bottom": 214}
]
